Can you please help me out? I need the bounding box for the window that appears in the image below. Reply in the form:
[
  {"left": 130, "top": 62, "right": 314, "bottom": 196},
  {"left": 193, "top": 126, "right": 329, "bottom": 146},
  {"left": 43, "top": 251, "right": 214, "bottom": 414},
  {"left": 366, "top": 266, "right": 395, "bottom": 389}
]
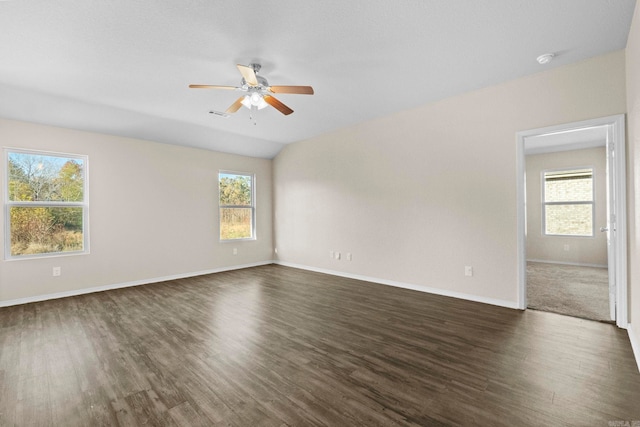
[
  {"left": 5, "top": 149, "right": 88, "bottom": 258},
  {"left": 219, "top": 172, "right": 255, "bottom": 240},
  {"left": 542, "top": 168, "right": 594, "bottom": 237}
]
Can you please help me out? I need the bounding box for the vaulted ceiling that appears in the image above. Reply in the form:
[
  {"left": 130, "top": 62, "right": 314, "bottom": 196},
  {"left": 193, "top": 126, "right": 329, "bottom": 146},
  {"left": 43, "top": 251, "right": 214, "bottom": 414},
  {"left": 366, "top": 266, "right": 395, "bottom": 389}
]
[{"left": 0, "top": 0, "right": 636, "bottom": 158}]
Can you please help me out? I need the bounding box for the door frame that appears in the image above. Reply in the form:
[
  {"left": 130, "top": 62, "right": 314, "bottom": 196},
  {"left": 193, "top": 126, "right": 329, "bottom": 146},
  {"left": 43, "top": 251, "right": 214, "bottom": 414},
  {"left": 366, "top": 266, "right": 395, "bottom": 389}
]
[{"left": 516, "top": 114, "right": 627, "bottom": 328}]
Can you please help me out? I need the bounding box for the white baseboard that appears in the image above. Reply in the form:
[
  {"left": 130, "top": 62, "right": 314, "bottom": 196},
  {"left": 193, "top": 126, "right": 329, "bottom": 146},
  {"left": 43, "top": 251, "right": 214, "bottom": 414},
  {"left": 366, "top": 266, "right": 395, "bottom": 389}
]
[
  {"left": 526, "top": 259, "right": 607, "bottom": 269},
  {"left": 0, "top": 261, "right": 274, "bottom": 308},
  {"left": 275, "top": 261, "right": 519, "bottom": 310},
  {"left": 628, "top": 323, "right": 640, "bottom": 373}
]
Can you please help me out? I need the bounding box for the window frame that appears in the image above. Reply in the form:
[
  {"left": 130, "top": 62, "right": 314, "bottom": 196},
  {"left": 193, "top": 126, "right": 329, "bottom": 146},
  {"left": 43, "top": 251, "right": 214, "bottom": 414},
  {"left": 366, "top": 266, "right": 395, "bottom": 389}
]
[
  {"left": 541, "top": 166, "right": 595, "bottom": 238},
  {"left": 218, "top": 170, "right": 256, "bottom": 242},
  {"left": 4, "top": 148, "right": 90, "bottom": 260}
]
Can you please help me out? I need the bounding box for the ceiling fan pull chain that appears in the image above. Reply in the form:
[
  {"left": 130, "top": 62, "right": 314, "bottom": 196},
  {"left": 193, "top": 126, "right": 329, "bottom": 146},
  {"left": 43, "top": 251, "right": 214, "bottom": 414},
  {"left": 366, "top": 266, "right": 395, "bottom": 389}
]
[{"left": 250, "top": 105, "right": 258, "bottom": 125}]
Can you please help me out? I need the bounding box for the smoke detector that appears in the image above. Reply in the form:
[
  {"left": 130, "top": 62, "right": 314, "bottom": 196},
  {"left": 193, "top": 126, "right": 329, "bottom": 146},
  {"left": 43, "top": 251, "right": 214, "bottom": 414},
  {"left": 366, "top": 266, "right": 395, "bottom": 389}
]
[{"left": 536, "top": 53, "right": 555, "bottom": 65}]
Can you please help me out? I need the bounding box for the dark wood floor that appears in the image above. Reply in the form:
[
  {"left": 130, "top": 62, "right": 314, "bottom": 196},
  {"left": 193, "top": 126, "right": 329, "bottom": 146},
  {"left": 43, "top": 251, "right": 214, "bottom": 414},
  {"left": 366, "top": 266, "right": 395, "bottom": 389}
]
[{"left": 1, "top": 265, "right": 639, "bottom": 426}]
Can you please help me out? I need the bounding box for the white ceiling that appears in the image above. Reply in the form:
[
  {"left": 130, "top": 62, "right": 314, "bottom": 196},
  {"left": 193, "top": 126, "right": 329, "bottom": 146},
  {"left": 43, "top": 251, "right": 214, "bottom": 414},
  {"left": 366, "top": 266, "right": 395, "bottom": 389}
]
[
  {"left": 0, "top": 0, "right": 636, "bottom": 159},
  {"left": 524, "top": 126, "right": 607, "bottom": 155}
]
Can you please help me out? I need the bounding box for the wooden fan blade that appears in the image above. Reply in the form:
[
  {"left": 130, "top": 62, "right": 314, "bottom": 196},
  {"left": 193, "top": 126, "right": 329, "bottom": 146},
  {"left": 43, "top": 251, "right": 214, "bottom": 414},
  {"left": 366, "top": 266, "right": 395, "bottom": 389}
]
[
  {"left": 189, "top": 84, "right": 238, "bottom": 90},
  {"left": 237, "top": 64, "right": 258, "bottom": 86},
  {"left": 268, "top": 86, "right": 314, "bottom": 95},
  {"left": 225, "top": 97, "right": 245, "bottom": 114},
  {"left": 264, "top": 95, "right": 293, "bottom": 115}
]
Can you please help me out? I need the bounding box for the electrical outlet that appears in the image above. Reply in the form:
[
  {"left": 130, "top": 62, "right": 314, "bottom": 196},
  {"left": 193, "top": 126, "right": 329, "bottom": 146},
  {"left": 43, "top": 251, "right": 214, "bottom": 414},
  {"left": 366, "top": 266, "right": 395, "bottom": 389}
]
[
  {"left": 346, "top": 253, "right": 352, "bottom": 261},
  {"left": 335, "top": 252, "right": 341, "bottom": 260},
  {"left": 464, "top": 266, "right": 473, "bottom": 277},
  {"left": 233, "top": 248, "right": 238, "bottom": 255},
  {"left": 53, "top": 267, "right": 61, "bottom": 277}
]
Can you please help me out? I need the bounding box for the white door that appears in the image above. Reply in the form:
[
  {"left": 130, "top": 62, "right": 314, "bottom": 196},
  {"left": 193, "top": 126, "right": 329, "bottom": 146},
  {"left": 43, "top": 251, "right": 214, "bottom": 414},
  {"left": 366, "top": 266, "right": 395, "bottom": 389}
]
[{"left": 605, "top": 129, "right": 616, "bottom": 321}]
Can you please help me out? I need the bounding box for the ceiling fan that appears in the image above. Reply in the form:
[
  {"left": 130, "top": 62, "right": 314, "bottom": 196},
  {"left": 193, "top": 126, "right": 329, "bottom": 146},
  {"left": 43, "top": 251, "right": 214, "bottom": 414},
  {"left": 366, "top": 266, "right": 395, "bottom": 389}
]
[{"left": 189, "top": 63, "right": 314, "bottom": 117}]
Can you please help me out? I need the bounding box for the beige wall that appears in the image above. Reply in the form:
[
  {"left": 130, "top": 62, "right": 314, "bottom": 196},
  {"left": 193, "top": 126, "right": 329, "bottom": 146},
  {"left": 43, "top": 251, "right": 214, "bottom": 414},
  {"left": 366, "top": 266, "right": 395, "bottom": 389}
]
[
  {"left": 0, "top": 118, "right": 273, "bottom": 303},
  {"left": 526, "top": 147, "right": 607, "bottom": 266},
  {"left": 626, "top": 3, "right": 640, "bottom": 353},
  {"left": 274, "top": 51, "right": 626, "bottom": 305}
]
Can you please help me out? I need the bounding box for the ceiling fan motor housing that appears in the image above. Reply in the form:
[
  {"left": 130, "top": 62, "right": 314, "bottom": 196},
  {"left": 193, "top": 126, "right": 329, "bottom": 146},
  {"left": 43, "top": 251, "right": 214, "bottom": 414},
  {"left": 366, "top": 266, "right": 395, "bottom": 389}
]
[{"left": 243, "top": 75, "right": 269, "bottom": 89}]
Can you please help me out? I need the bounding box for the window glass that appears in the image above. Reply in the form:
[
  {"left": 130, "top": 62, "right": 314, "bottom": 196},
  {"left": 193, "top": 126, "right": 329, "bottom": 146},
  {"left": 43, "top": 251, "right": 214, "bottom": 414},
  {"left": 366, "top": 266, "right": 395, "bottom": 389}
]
[
  {"left": 5, "top": 150, "right": 88, "bottom": 258},
  {"left": 544, "top": 169, "right": 593, "bottom": 202},
  {"left": 543, "top": 168, "right": 593, "bottom": 237},
  {"left": 219, "top": 172, "right": 254, "bottom": 240}
]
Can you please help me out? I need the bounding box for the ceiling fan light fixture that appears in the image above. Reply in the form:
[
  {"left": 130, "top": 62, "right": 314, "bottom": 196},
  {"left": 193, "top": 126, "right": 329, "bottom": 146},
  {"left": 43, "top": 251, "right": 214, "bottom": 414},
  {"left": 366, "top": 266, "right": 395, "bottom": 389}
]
[
  {"left": 241, "top": 95, "right": 251, "bottom": 109},
  {"left": 241, "top": 94, "right": 268, "bottom": 110}
]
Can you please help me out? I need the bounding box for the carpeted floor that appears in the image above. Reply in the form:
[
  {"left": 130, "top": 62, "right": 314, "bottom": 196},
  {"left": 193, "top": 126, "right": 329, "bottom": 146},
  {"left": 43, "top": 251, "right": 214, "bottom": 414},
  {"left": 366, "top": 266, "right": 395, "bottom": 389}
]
[{"left": 527, "top": 261, "right": 610, "bottom": 321}]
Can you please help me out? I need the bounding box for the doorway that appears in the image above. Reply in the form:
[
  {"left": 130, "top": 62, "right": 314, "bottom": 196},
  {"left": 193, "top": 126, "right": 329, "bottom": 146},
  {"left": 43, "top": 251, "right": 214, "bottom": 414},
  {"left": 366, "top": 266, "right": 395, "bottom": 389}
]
[
  {"left": 525, "top": 145, "right": 609, "bottom": 321},
  {"left": 516, "top": 115, "right": 627, "bottom": 328}
]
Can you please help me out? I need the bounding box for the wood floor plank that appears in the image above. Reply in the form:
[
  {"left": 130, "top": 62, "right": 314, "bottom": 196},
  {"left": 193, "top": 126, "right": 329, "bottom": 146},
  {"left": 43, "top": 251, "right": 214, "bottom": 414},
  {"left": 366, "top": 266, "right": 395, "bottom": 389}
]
[
  {"left": 167, "top": 401, "right": 214, "bottom": 427},
  {"left": 1, "top": 264, "right": 639, "bottom": 426}
]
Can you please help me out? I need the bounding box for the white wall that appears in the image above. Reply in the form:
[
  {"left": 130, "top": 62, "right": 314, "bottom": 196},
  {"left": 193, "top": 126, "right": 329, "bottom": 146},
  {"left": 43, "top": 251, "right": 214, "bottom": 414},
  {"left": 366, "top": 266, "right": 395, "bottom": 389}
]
[
  {"left": 626, "top": 2, "right": 640, "bottom": 363},
  {"left": 274, "top": 51, "right": 626, "bottom": 306},
  {"left": 526, "top": 147, "right": 607, "bottom": 266},
  {"left": 0, "top": 118, "right": 273, "bottom": 303}
]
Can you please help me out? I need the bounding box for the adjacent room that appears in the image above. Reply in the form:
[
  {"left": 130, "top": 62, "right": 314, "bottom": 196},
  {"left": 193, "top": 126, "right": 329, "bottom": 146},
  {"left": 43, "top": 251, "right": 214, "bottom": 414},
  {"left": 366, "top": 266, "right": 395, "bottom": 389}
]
[
  {"left": 525, "top": 133, "right": 611, "bottom": 322},
  {"left": 2, "top": 1, "right": 640, "bottom": 425}
]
